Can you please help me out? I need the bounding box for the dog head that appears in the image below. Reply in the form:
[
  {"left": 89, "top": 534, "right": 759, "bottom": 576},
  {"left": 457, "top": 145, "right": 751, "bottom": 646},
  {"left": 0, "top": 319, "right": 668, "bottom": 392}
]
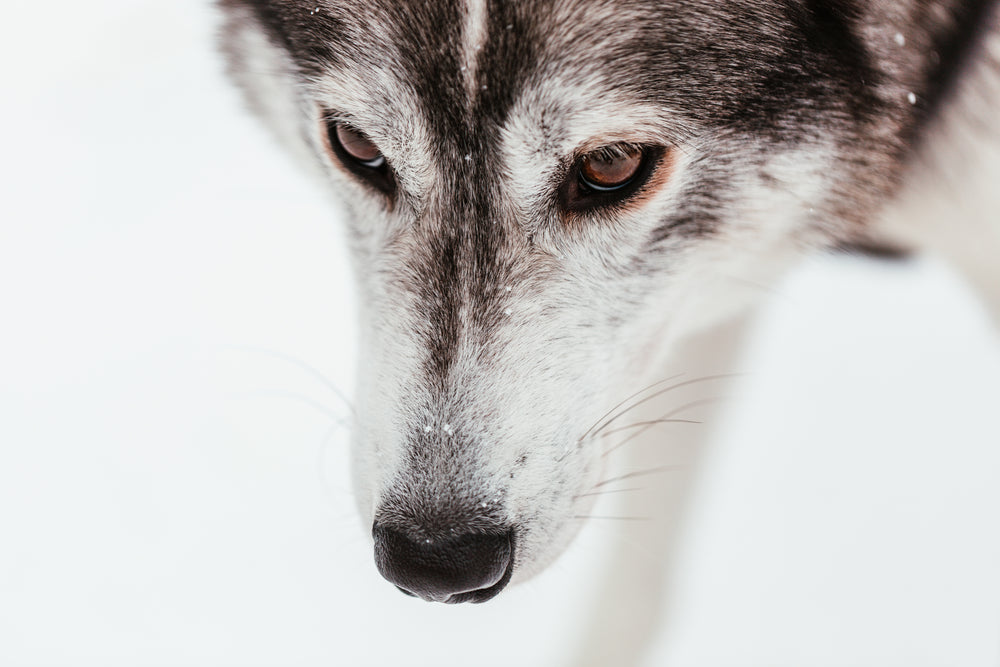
[{"left": 220, "top": 0, "right": 921, "bottom": 602}]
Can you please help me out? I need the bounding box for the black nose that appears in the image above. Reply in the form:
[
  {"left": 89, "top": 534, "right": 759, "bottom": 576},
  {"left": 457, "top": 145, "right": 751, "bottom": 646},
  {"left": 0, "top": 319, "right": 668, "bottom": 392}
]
[{"left": 372, "top": 523, "right": 514, "bottom": 603}]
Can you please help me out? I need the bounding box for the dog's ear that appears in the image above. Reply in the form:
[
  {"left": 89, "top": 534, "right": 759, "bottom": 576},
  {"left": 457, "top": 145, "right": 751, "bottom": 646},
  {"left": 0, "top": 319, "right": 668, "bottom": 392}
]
[
  {"left": 838, "top": 0, "right": 997, "bottom": 144},
  {"left": 907, "top": 0, "right": 998, "bottom": 129},
  {"left": 217, "top": 1, "right": 323, "bottom": 175}
]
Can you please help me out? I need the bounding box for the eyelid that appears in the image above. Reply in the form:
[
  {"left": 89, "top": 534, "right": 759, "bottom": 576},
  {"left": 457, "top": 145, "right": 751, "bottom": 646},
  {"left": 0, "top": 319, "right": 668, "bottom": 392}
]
[{"left": 579, "top": 176, "right": 631, "bottom": 192}]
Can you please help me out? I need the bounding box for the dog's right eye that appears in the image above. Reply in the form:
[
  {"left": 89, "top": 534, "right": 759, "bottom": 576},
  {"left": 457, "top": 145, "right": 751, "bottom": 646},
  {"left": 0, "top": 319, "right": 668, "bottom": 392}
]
[
  {"left": 333, "top": 124, "right": 384, "bottom": 167},
  {"left": 325, "top": 121, "right": 395, "bottom": 196}
]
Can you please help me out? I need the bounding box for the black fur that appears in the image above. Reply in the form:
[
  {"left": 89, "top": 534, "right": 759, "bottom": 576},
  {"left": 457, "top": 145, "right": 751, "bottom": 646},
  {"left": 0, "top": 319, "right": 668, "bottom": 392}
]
[{"left": 917, "top": 0, "right": 999, "bottom": 134}]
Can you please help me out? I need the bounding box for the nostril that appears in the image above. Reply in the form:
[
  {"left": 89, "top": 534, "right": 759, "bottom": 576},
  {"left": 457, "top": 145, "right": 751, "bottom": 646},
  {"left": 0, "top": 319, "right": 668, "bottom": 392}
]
[{"left": 372, "top": 523, "right": 514, "bottom": 603}]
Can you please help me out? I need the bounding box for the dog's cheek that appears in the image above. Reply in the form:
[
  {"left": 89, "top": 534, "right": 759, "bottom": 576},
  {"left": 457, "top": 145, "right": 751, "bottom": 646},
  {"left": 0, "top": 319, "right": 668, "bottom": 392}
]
[{"left": 502, "top": 431, "right": 605, "bottom": 581}]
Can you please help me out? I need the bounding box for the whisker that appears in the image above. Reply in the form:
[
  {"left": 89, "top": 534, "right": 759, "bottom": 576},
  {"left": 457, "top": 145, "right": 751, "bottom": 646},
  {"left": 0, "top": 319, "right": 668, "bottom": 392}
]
[
  {"left": 722, "top": 274, "right": 789, "bottom": 301},
  {"left": 572, "top": 487, "right": 642, "bottom": 499},
  {"left": 317, "top": 420, "right": 349, "bottom": 504},
  {"left": 224, "top": 345, "right": 356, "bottom": 414},
  {"left": 591, "top": 465, "right": 680, "bottom": 489},
  {"left": 599, "top": 418, "right": 702, "bottom": 438},
  {"left": 602, "top": 396, "right": 724, "bottom": 458},
  {"left": 577, "top": 373, "right": 686, "bottom": 444},
  {"left": 234, "top": 389, "right": 352, "bottom": 427},
  {"left": 591, "top": 373, "right": 743, "bottom": 439}
]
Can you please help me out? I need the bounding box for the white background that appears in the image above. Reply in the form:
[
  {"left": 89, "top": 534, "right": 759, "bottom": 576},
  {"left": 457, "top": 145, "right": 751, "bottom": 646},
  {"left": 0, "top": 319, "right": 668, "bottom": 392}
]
[{"left": 1, "top": 2, "right": 998, "bottom": 665}]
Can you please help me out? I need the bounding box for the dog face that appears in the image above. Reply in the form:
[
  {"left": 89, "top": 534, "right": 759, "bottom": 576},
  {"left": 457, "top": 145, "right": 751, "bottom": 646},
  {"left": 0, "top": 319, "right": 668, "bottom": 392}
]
[{"left": 220, "top": 0, "right": 922, "bottom": 602}]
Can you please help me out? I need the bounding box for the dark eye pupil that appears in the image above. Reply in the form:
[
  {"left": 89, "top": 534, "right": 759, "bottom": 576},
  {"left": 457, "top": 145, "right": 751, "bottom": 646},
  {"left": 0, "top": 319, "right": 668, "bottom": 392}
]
[
  {"left": 580, "top": 151, "right": 642, "bottom": 191},
  {"left": 334, "top": 124, "right": 385, "bottom": 168}
]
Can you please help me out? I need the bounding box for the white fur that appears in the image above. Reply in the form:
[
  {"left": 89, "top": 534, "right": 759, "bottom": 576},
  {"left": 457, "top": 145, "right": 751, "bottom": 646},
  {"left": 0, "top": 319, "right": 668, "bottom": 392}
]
[{"left": 461, "top": 0, "right": 488, "bottom": 96}]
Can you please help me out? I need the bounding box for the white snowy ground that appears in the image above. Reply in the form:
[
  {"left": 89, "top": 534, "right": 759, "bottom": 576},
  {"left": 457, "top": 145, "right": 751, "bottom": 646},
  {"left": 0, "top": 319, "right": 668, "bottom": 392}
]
[{"left": 1, "top": 2, "right": 998, "bottom": 666}]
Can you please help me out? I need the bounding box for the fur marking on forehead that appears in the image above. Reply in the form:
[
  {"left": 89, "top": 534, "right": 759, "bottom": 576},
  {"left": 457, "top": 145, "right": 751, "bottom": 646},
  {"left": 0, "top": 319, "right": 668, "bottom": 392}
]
[{"left": 462, "top": 0, "right": 489, "bottom": 96}]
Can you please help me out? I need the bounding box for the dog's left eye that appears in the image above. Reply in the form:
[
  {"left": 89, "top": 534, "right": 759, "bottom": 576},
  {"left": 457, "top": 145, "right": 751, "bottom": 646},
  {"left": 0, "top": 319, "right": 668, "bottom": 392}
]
[
  {"left": 324, "top": 120, "right": 395, "bottom": 196},
  {"left": 561, "top": 144, "right": 662, "bottom": 213},
  {"left": 579, "top": 149, "right": 642, "bottom": 191}
]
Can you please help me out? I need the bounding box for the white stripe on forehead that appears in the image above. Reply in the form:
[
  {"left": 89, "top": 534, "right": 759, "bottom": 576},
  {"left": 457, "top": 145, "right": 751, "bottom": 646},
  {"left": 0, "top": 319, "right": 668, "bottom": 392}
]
[{"left": 462, "top": 0, "right": 488, "bottom": 95}]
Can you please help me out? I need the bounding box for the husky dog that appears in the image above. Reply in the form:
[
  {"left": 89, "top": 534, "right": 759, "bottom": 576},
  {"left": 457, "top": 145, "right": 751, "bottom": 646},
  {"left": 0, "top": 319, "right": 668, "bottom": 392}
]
[{"left": 218, "top": 0, "right": 999, "bottom": 651}]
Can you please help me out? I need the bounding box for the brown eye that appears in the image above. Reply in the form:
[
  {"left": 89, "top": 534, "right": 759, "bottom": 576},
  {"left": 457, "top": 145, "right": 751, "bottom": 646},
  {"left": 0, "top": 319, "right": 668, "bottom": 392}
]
[
  {"left": 560, "top": 143, "right": 662, "bottom": 213},
  {"left": 333, "top": 124, "right": 385, "bottom": 168},
  {"left": 579, "top": 149, "right": 642, "bottom": 191},
  {"left": 325, "top": 119, "right": 395, "bottom": 196}
]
